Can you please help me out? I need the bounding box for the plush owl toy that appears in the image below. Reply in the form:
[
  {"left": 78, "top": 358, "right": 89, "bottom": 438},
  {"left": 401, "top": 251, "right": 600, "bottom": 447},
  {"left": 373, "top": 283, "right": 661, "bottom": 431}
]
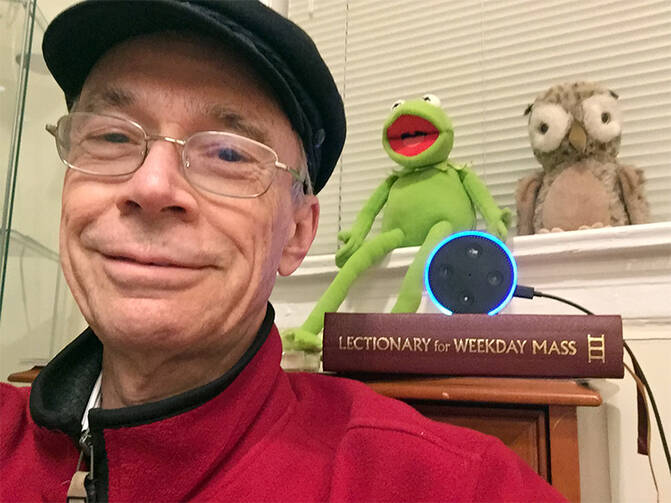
[{"left": 516, "top": 81, "right": 649, "bottom": 235}]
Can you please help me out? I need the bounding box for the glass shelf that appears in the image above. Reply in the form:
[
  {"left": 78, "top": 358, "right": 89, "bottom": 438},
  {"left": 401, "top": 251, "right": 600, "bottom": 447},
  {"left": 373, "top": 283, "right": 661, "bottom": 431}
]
[
  {"left": 4, "top": 228, "right": 59, "bottom": 261},
  {"left": 1, "top": 0, "right": 86, "bottom": 381}
]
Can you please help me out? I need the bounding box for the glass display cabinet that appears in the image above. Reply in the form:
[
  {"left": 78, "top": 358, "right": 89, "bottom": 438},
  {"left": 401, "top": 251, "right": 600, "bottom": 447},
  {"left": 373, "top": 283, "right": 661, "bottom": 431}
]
[{"left": 0, "top": 0, "right": 84, "bottom": 381}]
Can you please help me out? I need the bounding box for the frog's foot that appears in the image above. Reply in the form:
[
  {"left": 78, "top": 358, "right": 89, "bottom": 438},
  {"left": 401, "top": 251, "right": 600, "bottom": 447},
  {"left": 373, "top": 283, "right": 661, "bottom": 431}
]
[{"left": 281, "top": 327, "right": 323, "bottom": 353}]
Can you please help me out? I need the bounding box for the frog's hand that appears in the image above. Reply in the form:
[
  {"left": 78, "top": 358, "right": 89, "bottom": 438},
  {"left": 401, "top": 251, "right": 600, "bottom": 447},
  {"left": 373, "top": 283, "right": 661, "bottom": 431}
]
[
  {"left": 335, "top": 174, "right": 397, "bottom": 267},
  {"left": 335, "top": 229, "right": 362, "bottom": 268},
  {"left": 515, "top": 172, "right": 543, "bottom": 235},
  {"left": 487, "top": 207, "right": 512, "bottom": 241},
  {"left": 459, "top": 166, "right": 511, "bottom": 240},
  {"left": 338, "top": 229, "right": 351, "bottom": 242},
  {"left": 281, "top": 327, "right": 322, "bottom": 353}
]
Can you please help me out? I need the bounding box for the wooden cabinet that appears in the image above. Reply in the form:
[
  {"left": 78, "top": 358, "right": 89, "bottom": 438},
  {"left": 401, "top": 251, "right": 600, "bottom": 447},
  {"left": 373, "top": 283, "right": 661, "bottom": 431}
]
[{"left": 366, "top": 377, "right": 602, "bottom": 503}]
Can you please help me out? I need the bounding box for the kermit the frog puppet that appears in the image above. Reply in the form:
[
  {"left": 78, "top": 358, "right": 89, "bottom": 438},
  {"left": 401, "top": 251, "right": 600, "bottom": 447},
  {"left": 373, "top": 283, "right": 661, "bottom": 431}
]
[{"left": 283, "top": 94, "right": 511, "bottom": 352}]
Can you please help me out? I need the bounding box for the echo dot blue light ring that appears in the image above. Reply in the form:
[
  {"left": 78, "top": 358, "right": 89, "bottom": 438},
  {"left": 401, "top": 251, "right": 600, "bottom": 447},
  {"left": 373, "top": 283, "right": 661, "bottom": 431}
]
[{"left": 424, "top": 231, "right": 518, "bottom": 315}]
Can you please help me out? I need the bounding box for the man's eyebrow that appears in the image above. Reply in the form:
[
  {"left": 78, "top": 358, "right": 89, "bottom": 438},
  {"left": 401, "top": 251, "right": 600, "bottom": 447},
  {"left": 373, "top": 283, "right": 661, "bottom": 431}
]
[
  {"left": 77, "top": 90, "right": 270, "bottom": 144},
  {"left": 201, "top": 103, "right": 270, "bottom": 145},
  {"left": 78, "top": 87, "right": 136, "bottom": 112}
]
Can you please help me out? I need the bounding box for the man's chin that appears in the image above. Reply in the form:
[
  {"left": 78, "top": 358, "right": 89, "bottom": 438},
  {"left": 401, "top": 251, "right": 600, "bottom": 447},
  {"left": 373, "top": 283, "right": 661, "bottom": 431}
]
[
  {"left": 101, "top": 320, "right": 190, "bottom": 349},
  {"left": 90, "top": 298, "right": 215, "bottom": 351}
]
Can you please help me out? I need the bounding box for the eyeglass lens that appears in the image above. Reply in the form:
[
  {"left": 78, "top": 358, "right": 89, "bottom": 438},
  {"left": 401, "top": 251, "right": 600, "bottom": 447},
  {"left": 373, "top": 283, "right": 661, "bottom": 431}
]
[{"left": 54, "top": 113, "right": 280, "bottom": 197}]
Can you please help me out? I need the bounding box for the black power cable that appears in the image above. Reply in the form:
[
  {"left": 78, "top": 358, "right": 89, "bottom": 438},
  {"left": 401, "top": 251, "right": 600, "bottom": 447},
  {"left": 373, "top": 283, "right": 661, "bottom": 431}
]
[{"left": 514, "top": 285, "right": 671, "bottom": 476}]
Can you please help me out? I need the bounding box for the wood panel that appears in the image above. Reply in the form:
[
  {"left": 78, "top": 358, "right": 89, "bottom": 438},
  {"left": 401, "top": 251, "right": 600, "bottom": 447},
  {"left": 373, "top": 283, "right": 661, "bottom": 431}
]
[{"left": 548, "top": 405, "right": 580, "bottom": 503}]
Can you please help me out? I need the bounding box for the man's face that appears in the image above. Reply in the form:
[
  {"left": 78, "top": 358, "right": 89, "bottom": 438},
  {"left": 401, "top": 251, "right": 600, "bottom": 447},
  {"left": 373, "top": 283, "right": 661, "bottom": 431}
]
[{"left": 60, "top": 34, "right": 318, "bottom": 358}]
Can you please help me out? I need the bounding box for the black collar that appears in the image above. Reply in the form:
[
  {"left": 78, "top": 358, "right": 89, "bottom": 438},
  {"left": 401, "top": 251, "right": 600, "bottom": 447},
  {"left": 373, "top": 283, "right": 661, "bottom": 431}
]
[{"left": 30, "top": 303, "right": 275, "bottom": 442}]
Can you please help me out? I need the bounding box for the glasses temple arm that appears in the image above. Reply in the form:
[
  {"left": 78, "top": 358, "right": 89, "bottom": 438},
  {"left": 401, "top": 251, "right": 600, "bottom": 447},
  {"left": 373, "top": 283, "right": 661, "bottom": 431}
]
[{"left": 276, "top": 161, "right": 310, "bottom": 194}]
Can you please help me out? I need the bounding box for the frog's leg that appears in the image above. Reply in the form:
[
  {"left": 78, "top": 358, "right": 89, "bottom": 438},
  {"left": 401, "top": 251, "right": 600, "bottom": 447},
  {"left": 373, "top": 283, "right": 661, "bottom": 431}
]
[
  {"left": 391, "top": 220, "right": 453, "bottom": 313},
  {"left": 300, "top": 228, "right": 406, "bottom": 336}
]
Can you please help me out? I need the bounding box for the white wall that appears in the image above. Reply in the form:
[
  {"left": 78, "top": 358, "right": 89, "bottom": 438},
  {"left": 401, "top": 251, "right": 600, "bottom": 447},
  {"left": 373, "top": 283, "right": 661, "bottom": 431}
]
[{"left": 38, "top": 0, "right": 76, "bottom": 21}]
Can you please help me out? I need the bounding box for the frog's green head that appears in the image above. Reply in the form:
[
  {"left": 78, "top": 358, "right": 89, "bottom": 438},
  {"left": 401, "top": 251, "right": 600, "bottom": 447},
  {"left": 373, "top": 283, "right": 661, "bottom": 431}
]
[{"left": 382, "top": 94, "right": 454, "bottom": 169}]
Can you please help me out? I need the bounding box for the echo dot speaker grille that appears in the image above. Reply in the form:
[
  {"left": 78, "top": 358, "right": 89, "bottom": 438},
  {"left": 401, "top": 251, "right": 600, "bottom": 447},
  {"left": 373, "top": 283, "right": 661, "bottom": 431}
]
[{"left": 425, "top": 231, "right": 517, "bottom": 315}]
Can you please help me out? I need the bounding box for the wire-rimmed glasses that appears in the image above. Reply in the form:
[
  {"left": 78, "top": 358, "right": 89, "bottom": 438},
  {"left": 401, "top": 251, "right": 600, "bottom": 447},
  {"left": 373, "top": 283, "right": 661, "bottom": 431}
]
[{"left": 46, "top": 113, "right": 308, "bottom": 198}]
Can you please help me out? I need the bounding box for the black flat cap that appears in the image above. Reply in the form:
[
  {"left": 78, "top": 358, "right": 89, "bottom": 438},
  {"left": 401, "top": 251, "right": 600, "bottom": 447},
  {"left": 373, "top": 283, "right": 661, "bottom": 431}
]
[{"left": 42, "top": 0, "right": 345, "bottom": 194}]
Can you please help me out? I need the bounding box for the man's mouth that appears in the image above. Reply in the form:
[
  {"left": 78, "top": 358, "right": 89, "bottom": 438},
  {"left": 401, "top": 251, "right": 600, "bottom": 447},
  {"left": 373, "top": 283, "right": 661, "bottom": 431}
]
[
  {"left": 112, "top": 256, "right": 183, "bottom": 268},
  {"left": 387, "top": 115, "right": 439, "bottom": 156},
  {"left": 100, "top": 251, "right": 210, "bottom": 289},
  {"left": 103, "top": 252, "right": 205, "bottom": 270}
]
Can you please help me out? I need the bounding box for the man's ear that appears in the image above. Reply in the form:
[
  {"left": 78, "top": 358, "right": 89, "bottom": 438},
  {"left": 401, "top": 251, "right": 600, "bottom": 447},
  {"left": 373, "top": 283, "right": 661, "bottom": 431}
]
[{"left": 278, "top": 195, "right": 319, "bottom": 276}]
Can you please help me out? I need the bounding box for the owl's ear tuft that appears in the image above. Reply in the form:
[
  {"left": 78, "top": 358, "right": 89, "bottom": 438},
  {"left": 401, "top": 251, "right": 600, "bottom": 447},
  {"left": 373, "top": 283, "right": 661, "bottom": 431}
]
[
  {"left": 523, "top": 104, "right": 533, "bottom": 116},
  {"left": 609, "top": 90, "right": 619, "bottom": 99}
]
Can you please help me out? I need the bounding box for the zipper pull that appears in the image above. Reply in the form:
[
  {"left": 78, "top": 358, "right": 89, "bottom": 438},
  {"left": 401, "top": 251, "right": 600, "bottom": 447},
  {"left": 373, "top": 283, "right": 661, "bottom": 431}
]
[
  {"left": 66, "top": 471, "right": 89, "bottom": 502},
  {"left": 67, "top": 430, "right": 95, "bottom": 502},
  {"left": 79, "top": 429, "right": 95, "bottom": 479}
]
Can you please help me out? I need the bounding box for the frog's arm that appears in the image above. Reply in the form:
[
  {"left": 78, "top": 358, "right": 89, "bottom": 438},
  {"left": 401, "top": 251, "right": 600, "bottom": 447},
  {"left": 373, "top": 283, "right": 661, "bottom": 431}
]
[
  {"left": 335, "top": 174, "right": 398, "bottom": 267},
  {"left": 458, "top": 166, "right": 511, "bottom": 241}
]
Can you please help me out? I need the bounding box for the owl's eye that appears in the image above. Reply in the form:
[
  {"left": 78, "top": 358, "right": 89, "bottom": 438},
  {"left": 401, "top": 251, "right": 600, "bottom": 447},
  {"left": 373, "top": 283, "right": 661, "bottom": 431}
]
[
  {"left": 527, "top": 103, "right": 571, "bottom": 153},
  {"left": 391, "top": 99, "right": 405, "bottom": 110},
  {"left": 582, "top": 94, "right": 621, "bottom": 143},
  {"left": 422, "top": 94, "right": 441, "bottom": 106}
]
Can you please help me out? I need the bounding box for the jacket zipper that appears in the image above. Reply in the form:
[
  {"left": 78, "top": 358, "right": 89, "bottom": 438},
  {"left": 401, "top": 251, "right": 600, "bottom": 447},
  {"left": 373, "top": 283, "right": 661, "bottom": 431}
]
[
  {"left": 74, "top": 429, "right": 97, "bottom": 502},
  {"left": 79, "top": 430, "right": 93, "bottom": 469}
]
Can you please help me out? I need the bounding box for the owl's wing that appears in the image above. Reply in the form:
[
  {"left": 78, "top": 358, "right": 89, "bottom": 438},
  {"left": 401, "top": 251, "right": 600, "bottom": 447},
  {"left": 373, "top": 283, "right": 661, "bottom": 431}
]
[
  {"left": 617, "top": 165, "right": 650, "bottom": 224},
  {"left": 515, "top": 171, "right": 543, "bottom": 235}
]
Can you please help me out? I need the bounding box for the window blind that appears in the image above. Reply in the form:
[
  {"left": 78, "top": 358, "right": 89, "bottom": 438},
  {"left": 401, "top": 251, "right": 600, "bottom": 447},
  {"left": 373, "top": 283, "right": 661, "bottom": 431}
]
[
  {"left": 289, "top": 0, "right": 671, "bottom": 256},
  {"left": 288, "top": 0, "right": 347, "bottom": 255}
]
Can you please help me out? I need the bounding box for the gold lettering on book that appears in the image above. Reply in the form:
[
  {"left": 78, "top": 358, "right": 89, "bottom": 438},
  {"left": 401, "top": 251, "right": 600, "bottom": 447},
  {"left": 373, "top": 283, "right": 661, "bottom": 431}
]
[
  {"left": 452, "top": 338, "right": 527, "bottom": 354},
  {"left": 337, "top": 336, "right": 578, "bottom": 357},
  {"left": 337, "top": 336, "right": 432, "bottom": 352},
  {"left": 587, "top": 333, "right": 606, "bottom": 363},
  {"left": 531, "top": 339, "right": 577, "bottom": 356},
  {"left": 434, "top": 340, "right": 451, "bottom": 352}
]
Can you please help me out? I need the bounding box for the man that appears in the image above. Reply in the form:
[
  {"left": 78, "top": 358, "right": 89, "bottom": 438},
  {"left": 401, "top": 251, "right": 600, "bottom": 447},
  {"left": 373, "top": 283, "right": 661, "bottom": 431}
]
[{"left": 0, "top": 1, "right": 566, "bottom": 502}]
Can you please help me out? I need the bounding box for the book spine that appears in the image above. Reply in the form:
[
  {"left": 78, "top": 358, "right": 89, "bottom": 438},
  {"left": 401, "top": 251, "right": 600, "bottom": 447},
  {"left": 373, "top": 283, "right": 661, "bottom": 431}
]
[{"left": 322, "top": 313, "right": 623, "bottom": 378}]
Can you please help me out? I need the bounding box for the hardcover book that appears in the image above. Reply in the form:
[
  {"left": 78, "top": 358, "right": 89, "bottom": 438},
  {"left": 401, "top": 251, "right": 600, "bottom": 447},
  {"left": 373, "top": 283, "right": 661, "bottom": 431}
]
[{"left": 322, "top": 312, "right": 623, "bottom": 378}]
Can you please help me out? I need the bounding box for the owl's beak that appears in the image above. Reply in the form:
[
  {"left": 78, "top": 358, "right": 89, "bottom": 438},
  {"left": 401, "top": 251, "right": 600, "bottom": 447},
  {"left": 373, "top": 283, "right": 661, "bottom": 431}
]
[{"left": 568, "top": 123, "right": 587, "bottom": 153}]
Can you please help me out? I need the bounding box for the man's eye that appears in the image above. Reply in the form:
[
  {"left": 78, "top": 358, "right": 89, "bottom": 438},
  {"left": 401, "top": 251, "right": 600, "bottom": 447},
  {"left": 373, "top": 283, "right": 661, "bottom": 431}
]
[
  {"left": 100, "top": 132, "right": 131, "bottom": 143},
  {"left": 83, "top": 130, "right": 132, "bottom": 144},
  {"left": 209, "top": 146, "right": 254, "bottom": 164},
  {"left": 217, "top": 147, "right": 243, "bottom": 162}
]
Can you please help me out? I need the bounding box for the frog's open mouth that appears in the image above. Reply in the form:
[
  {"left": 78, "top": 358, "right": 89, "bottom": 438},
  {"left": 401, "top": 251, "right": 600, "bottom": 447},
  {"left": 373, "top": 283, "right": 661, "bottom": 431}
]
[{"left": 387, "top": 114, "right": 439, "bottom": 156}]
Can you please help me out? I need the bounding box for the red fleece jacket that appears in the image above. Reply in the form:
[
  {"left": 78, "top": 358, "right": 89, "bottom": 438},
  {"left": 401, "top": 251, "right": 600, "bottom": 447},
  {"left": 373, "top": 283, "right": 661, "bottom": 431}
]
[{"left": 1, "top": 319, "right": 567, "bottom": 502}]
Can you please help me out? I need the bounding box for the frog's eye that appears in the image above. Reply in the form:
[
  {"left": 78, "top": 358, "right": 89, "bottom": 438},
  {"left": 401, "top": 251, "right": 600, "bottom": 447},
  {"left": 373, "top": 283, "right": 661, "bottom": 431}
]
[
  {"left": 422, "top": 94, "right": 441, "bottom": 106},
  {"left": 391, "top": 99, "right": 405, "bottom": 110}
]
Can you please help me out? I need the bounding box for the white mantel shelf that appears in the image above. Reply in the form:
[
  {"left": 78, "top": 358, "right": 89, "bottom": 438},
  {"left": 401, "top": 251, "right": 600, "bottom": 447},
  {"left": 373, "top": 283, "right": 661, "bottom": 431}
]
[
  {"left": 273, "top": 222, "right": 671, "bottom": 328},
  {"left": 288, "top": 222, "right": 671, "bottom": 277}
]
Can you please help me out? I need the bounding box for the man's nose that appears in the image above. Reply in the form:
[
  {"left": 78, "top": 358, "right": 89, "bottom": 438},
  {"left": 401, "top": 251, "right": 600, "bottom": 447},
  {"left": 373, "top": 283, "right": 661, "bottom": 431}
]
[{"left": 115, "top": 139, "right": 198, "bottom": 220}]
